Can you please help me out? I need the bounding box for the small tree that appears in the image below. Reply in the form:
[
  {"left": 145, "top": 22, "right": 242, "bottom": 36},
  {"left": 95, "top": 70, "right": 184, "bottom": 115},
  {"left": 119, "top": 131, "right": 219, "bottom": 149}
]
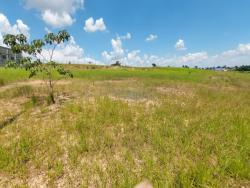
[{"left": 3, "top": 30, "right": 73, "bottom": 104}]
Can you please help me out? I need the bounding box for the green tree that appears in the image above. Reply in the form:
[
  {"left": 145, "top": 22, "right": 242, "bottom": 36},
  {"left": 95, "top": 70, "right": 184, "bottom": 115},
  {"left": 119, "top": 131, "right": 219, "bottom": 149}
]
[{"left": 3, "top": 30, "right": 73, "bottom": 104}]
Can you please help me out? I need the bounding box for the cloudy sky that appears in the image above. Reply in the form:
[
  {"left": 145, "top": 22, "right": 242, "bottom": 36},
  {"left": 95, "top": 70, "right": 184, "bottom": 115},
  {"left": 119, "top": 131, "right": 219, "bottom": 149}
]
[{"left": 1, "top": 0, "right": 250, "bottom": 67}]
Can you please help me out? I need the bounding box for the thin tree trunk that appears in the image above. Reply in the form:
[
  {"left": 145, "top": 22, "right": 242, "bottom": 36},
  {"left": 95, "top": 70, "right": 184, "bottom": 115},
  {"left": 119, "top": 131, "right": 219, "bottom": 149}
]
[{"left": 48, "top": 72, "right": 55, "bottom": 104}]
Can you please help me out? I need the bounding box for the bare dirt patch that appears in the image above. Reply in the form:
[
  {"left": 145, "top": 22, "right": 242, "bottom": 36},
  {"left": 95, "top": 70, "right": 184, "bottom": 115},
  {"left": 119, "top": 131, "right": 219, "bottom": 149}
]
[
  {"left": 109, "top": 96, "right": 159, "bottom": 108},
  {"left": 94, "top": 79, "right": 137, "bottom": 87},
  {"left": 156, "top": 86, "right": 195, "bottom": 97}
]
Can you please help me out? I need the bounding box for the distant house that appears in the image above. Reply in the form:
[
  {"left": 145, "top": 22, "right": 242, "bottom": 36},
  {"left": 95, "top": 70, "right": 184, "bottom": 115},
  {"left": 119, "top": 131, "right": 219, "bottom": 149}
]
[
  {"left": 215, "top": 67, "right": 228, "bottom": 72},
  {"left": 0, "top": 46, "right": 22, "bottom": 65}
]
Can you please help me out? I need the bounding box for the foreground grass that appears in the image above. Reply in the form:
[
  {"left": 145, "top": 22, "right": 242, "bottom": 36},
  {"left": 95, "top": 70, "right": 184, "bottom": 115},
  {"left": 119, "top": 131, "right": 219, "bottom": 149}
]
[{"left": 0, "top": 67, "right": 249, "bottom": 187}]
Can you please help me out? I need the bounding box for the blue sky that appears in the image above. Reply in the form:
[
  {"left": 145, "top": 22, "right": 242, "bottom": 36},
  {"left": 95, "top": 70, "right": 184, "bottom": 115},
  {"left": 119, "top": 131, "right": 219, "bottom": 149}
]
[{"left": 1, "top": 0, "right": 250, "bottom": 67}]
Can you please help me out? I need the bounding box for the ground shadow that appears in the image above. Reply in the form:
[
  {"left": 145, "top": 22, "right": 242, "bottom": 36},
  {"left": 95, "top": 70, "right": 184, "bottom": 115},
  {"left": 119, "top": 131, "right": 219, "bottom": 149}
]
[{"left": 0, "top": 111, "right": 23, "bottom": 129}]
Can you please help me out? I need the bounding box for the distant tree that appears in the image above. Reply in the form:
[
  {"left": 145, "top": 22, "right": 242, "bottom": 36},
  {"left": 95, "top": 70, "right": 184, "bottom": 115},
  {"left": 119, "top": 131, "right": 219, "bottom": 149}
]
[
  {"left": 152, "top": 63, "right": 157, "bottom": 67},
  {"left": 235, "top": 65, "right": 250, "bottom": 72},
  {"left": 3, "top": 30, "right": 73, "bottom": 104},
  {"left": 111, "top": 61, "right": 121, "bottom": 67}
]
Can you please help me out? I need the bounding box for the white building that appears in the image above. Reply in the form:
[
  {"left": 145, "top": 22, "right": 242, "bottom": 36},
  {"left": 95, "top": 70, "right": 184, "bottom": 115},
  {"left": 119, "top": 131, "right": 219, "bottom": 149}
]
[{"left": 0, "top": 46, "right": 22, "bottom": 65}]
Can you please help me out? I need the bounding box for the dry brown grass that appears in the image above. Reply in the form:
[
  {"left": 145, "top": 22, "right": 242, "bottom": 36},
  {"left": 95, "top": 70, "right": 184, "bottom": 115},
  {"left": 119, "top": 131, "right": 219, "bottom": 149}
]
[{"left": 0, "top": 68, "right": 249, "bottom": 187}]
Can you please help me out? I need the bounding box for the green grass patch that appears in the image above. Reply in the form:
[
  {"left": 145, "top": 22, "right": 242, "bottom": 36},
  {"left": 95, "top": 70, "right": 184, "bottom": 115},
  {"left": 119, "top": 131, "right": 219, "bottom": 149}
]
[{"left": 0, "top": 66, "right": 249, "bottom": 187}]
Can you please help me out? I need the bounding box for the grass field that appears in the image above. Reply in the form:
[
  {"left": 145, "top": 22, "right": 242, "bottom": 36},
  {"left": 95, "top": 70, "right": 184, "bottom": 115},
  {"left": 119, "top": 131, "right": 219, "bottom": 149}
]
[{"left": 0, "top": 66, "right": 249, "bottom": 187}]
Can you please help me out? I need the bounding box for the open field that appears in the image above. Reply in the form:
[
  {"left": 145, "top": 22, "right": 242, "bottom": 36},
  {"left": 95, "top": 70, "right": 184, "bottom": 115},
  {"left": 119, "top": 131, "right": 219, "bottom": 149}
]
[{"left": 0, "top": 66, "right": 249, "bottom": 187}]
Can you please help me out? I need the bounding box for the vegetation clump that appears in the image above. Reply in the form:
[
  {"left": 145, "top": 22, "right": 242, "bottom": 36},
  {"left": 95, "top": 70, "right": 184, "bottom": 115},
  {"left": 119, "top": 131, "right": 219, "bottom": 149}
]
[
  {"left": 235, "top": 65, "right": 250, "bottom": 72},
  {"left": 111, "top": 61, "right": 122, "bottom": 67}
]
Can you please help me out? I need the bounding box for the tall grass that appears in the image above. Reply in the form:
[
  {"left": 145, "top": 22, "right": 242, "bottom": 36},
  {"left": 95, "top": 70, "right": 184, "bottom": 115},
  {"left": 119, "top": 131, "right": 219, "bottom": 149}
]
[{"left": 0, "top": 66, "right": 249, "bottom": 187}]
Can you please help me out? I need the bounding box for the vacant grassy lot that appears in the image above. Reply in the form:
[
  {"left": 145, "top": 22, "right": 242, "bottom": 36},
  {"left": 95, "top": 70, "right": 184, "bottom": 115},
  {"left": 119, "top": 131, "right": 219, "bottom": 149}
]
[{"left": 0, "top": 66, "right": 249, "bottom": 187}]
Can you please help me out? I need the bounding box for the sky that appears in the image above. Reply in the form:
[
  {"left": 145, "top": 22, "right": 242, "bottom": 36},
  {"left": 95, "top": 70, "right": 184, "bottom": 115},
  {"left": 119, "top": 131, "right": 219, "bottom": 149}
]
[{"left": 1, "top": 0, "right": 250, "bottom": 67}]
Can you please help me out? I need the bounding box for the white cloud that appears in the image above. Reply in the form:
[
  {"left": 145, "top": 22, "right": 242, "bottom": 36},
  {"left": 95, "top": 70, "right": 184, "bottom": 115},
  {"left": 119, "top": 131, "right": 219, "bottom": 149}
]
[
  {"left": 175, "top": 39, "right": 186, "bottom": 51},
  {"left": 24, "top": 0, "right": 84, "bottom": 13},
  {"left": 221, "top": 43, "right": 250, "bottom": 57},
  {"left": 23, "top": 0, "right": 84, "bottom": 27},
  {"left": 102, "top": 36, "right": 208, "bottom": 67},
  {"left": 0, "top": 33, "right": 4, "bottom": 46},
  {"left": 120, "top": 33, "right": 131, "bottom": 40},
  {"left": 42, "top": 10, "right": 75, "bottom": 28},
  {"left": 102, "top": 35, "right": 250, "bottom": 67},
  {"left": 0, "top": 13, "right": 30, "bottom": 39},
  {"left": 111, "top": 38, "right": 124, "bottom": 57},
  {"left": 127, "top": 50, "right": 140, "bottom": 60},
  {"left": 102, "top": 51, "right": 112, "bottom": 61},
  {"left": 203, "top": 43, "right": 250, "bottom": 67},
  {"left": 133, "top": 52, "right": 207, "bottom": 67},
  {"left": 102, "top": 34, "right": 162, "bottom": 66},
  {"left": 84, "top": 17, "right": 106, "bottom": 32},
  {"left": 15, "top": 19, "right": 30, "bottom": 38},
  {"left": 0, "top": 13, "right": 11, "bottom": 34},
  {"left": 102, "top": 33, "right": 133, "bottom": 64},
  {"left": 146, "top": 34, "right": 158, "bottom": 42},
  {"left": 126, "top": 51, "right": 162, "bottom": 67},
  {"left": 102, "top": 37, "right": 124, "bottom": 62},
  {"left": 101, "top": 35, "right": 157, "bottom": 66},
  {"left": 127, "top": 50, "right": 143, "bottom": 65},
  {"left": 40, "top": 36, "right": 100, "bottom": 64},
  {"left": 178, "top": 52, "right": 208, "bottom": 64},
  {"left": 44, "top": 27, "right": 51, "bottom": 33}
]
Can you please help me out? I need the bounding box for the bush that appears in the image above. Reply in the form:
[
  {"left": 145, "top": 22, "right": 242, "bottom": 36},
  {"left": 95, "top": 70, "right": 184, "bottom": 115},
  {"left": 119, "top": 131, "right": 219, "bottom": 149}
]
[
  {"left": 236, "top": 65, "right": 250, "bottom": 72},
  {"left": 0, "top": 79, "right": 4, "bottom": 86}
]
